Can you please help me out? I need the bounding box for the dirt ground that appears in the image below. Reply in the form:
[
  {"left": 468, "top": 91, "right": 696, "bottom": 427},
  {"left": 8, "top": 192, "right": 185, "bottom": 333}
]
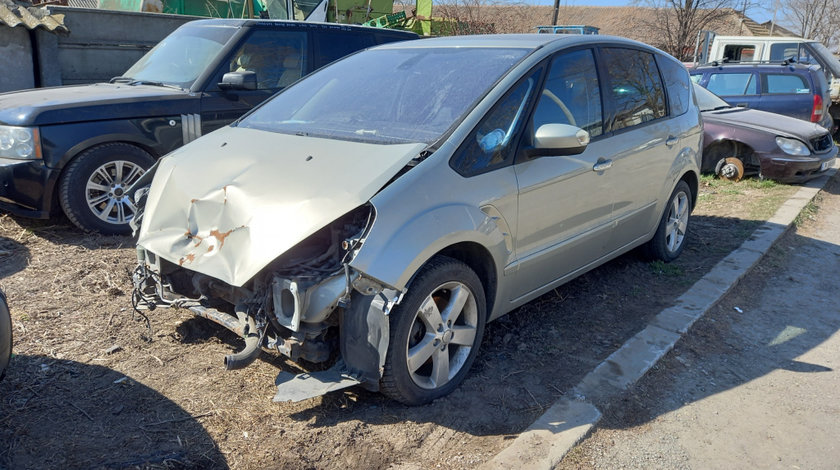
[{"left": 0, "top": 176, "right": 796, "bottom": 469}]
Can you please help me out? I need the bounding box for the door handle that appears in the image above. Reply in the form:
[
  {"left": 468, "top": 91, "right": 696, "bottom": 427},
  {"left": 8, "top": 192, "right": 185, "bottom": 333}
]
[
  {"left": 592, "top": 160, "right": 612, "bottom": 172},
  {"left": 666, "top": 135, "right": 678, "bottom": 147},
  {"left": 736, "top": 103, "right": 748, "bottom": 107}
]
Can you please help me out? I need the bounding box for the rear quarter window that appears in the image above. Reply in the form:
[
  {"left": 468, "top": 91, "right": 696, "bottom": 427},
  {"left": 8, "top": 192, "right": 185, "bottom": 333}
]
[
  {"left": 764, "top": 73, "right": 810, "bottom": 94},
  {"left": 657, "top": 56, "right": 691, "bottom": 116}
]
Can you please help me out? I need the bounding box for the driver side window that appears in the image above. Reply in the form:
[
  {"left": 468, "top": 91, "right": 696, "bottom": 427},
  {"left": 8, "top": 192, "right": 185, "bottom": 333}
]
[
  {"left": 226, "top": 30, "right": 308, "bottom": 91},
  {"left": 532, "top": 49, "right": 603, "bottom": 138}
]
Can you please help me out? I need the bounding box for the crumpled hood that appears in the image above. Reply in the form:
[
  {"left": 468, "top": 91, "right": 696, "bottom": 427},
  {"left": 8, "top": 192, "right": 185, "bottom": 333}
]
[
  {"left": 138, "top": 125, "right": 425, "bottom": 287},
  {"left": 0, "top": 83, "right": 191, "bottom": 126},
  {"left": 703, "top": 107, "right": 827, "bottom": 140}
]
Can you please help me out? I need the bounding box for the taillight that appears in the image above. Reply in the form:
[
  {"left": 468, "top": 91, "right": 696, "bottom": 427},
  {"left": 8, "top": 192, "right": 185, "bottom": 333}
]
[{"left": 811, "top": 94, "right": 824, "bottom": 123}]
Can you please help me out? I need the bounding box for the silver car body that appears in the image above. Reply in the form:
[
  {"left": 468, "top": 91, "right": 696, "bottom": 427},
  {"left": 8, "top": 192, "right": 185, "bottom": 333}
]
[{"left": 133, "top": 34, "right": 702, "bottom": 403}]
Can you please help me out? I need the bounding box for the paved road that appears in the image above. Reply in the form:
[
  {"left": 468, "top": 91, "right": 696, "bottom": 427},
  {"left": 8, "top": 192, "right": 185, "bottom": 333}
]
[{"left": 557, "top": 175, "right": 840, "bottom": 470}]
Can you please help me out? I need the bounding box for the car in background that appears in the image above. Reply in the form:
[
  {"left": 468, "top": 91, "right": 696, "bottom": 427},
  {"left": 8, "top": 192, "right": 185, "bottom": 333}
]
[
  {"left": 696, "top": 83, "right": 837, "bottom": 183},
  {"left": 0, "top": 19, "right": 417, "bottom": 235},
  {"left": 0, "top": 289, "right": 10, "bottom": 381},
  {"left": 690, "top": 62, "right": 834, "bottom": 133},
  {"left": 131, "top": 34, "right": 702, "bottom": 405}
]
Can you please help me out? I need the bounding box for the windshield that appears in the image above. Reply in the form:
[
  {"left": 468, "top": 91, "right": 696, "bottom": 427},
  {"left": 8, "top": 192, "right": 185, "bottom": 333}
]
[
  {"left": 693, "top": 83, "right": 732, "bottom": 111},
  {"left": 239, "top": 46, "right": 530, "bottom": 144},
  {"left": 123, "top": 24, "right": 237, "bottom": 89}
]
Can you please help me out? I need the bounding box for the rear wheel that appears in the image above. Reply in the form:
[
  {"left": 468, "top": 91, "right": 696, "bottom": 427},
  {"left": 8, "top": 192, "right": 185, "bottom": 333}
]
[
  {"left": 644, "top": 180, "right": 692, "bottom": 262},
  {"left": 381, "top": 256, "right": 486, "bottom": 405},
  {"left": 59, "top": 143, "right": 154, "bottom": 235}
]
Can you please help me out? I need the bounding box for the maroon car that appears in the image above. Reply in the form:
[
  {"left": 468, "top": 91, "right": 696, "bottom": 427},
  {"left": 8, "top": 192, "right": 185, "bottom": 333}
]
[{"left": 696, "top": 84, "right": 837, "bottom": 183}]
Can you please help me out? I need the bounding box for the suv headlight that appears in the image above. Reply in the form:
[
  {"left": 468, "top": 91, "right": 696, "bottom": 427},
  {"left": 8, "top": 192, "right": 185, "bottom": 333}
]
[
  {"left": 775, "top": 136, "right": 810, "bottom": 156},
  {"left": 0, "top": 125, "right": 40, "bottom": 160}
]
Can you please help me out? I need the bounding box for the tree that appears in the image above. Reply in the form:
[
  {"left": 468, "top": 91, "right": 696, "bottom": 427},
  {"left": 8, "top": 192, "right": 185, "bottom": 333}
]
[
  {"left": 634, "top": 0, "right": 738, "bottom": 61},
  {"left": 779, "top": 0, "right": 840, "bottom": 48}
]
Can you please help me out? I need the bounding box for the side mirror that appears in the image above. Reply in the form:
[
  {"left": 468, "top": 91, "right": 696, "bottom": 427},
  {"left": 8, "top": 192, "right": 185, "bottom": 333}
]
[
  {"left": 528, "top": 123, "right": 590, "bottom": 157},
  {"left": 219, "top": 71, "right": 257, "bottom": 91}
]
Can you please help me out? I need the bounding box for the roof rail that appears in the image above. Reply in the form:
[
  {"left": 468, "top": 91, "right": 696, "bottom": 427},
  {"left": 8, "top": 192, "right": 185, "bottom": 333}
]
[{"left": 699, "top": 58, "right": 801, "bottom": 67}]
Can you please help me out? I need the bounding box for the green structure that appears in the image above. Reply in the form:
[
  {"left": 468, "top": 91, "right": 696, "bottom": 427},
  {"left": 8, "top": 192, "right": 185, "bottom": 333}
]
[{"left": 98, "top": 0, "right": 437, "bottom": 36}]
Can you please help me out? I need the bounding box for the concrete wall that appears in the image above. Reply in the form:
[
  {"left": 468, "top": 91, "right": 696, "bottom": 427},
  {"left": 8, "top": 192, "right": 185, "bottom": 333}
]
[
  {"left": 42, "top": 7, "right": 196, "bottom": 86},
  {"left": 1, "top": 8, "right": 195, "bottom": 93},
  {"left": 0, "top": 27, "right": 35, "bottom": 93},
  {"left": 44, "top": 6, "right": 197, "bottom": 85}
]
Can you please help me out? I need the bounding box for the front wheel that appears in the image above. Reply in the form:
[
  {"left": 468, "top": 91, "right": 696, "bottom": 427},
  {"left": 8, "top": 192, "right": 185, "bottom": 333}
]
[
  {"left": 644, "top": 180, "right": 692, "bottom": 262},
  {"left": 59, "top": 143, "right": 154, "bottom": 235},
  {"left": 380, "top": 256, "right": 486, "bottom": 405}
]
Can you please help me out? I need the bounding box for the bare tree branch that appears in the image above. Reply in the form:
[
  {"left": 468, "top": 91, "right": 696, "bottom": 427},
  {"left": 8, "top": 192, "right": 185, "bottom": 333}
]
[{"left": 633, "top": 0, "right": 739, "bottom": 60}]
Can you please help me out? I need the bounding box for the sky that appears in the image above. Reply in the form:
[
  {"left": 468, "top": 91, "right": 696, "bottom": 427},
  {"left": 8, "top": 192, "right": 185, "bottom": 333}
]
[{"left": 524, "top": 0, "right": 776, "bottom": 24}]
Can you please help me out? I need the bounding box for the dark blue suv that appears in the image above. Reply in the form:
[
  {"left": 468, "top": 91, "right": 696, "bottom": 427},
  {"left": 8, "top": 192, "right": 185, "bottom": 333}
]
[
  {"left": 0, "top": 20, "right": 417, "bottom": 234},
  {"left": 691, "top": 62, "right": 834, "bottom": 132}
]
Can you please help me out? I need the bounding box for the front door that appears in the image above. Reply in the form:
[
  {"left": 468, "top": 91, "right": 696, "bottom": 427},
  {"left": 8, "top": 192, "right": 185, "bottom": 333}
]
[{"left": 511, "top": 48, "right": 614, "bottom": 300}]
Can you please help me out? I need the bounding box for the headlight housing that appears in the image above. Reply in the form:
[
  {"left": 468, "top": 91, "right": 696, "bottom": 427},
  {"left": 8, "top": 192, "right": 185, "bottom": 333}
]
[
  {"left": 0, "top": 125, "right": 40, "bottom": 160},
  {"left": 775, "top": 136, "right": 810, "bottom": 156}
]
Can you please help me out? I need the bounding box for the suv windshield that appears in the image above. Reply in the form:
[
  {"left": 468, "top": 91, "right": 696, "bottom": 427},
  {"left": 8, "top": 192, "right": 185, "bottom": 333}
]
[
  {"left": 694, "top": 83, "right": 732, "bottom": 111},
  {"left": 239, "top": 46, "right": 529, "bottom": 144},
  {"left": 123, "top": 24, "right": 238, "bottom": 89}
]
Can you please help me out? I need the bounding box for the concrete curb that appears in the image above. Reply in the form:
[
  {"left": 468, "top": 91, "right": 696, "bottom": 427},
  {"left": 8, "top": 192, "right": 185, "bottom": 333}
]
[{"left": 483, "top": 164, "right": 838, "bottom": 470}]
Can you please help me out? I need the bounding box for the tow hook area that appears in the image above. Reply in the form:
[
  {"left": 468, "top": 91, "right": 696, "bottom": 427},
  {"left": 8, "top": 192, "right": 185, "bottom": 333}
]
[{"left": 273, "top": 289, "right": 400, "bottom": 402}]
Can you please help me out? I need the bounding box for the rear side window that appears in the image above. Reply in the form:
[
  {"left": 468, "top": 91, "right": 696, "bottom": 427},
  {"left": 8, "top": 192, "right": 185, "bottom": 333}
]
[
  {"left": 765, "top": 74, "right": 810, "bottom": 94},
  {"left": 657, "top": 56, "right": 691, "bottom": 116},
  {"left": 769, "top": 43, "right": 800, "bottom": 61},
  {"left": 723, "top": 45, "right": 756, "bottom": 62},
  {"left": 314, "top": 31, "right": 376, "bottom": 68},
  {"left": 601, "top": 47, "right": 667, "bottom": 132},
  {"left": 707, "top": 72, "right": 757, "bottom": 96}
]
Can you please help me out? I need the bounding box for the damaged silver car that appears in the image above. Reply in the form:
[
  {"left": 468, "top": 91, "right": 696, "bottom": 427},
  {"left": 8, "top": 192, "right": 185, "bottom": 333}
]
[{"left": 131, "top": 34, "right": 702, "bottom": 405}]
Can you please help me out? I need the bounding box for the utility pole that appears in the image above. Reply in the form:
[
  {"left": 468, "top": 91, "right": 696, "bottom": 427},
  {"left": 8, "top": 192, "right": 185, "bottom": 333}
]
[{"left": 552, "top": 0, "right": 560, "bottom": 26}]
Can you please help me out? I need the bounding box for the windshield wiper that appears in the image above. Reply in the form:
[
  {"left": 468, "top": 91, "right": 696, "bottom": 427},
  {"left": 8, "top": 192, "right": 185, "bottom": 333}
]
[
  {"left": 109, "top": 76, "right": 134, "bottom": 83},
  {"left": 128, "top": 80, "right": 183, "bottom": 90}
]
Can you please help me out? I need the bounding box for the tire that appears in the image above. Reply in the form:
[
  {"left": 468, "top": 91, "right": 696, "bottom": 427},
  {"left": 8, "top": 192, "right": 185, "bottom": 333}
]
[
  {"left": 381, "top": 256, "right": 486, "bottom": 405},
  {"left": 644, "top": 180, "right": 692, "bottom": 262},
  {"left": 59, "top": 143, "right": 155, "bottom": 235},
  {"left": 0, "top": 290, "right": 11, "bottom": 382}
]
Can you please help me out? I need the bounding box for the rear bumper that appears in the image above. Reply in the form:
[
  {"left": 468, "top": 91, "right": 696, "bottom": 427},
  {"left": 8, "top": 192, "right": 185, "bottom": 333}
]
[
  {"left": 0, "top": 158, "right": 58, "bottom": 218},
  {"left": 758, "top": 145, "right": 838, "bottom": 183}
]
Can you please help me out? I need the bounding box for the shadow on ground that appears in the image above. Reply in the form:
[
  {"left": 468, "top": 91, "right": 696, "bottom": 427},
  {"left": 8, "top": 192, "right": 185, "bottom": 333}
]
[{"left": 0, "top": 355, "right": 227, "bottom": 469}]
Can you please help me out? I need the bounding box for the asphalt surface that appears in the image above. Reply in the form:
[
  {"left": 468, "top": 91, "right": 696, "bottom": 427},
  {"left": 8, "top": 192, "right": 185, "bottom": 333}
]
[
  {"left": 484, "top": 165, "right": 839, "bottom": 470},
  {"left": 556, "top": 173, "right": 840, "bottom": 469}
]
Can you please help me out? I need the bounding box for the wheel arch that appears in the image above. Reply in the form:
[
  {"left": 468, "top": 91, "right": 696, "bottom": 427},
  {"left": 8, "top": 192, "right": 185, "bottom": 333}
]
[
  {"left": 702, "top": 138, "right": 757, "bottom": 173},
  {"left": 679, "top": 169, "right": 700, "bottom": 211},
  {"left": 428, "top": 242, "right": 498, "bottom": 321}
]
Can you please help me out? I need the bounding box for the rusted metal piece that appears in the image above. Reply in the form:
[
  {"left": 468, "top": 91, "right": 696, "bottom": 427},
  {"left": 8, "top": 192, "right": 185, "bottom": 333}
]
[
  {"left": 188, "top": 305, "right": 246, "bottom": 337},
  {"left": 716, "top": 157, "right": 745, "bottom": 182}
]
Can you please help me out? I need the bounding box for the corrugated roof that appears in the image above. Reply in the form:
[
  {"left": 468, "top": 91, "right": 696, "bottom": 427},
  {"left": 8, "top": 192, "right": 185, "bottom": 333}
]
[
  {"left": 67, "top": 0, "right": 99, "bottom": 8},
  {"left": 0, "top": 0, "right": 68, "bottom": 32}
]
